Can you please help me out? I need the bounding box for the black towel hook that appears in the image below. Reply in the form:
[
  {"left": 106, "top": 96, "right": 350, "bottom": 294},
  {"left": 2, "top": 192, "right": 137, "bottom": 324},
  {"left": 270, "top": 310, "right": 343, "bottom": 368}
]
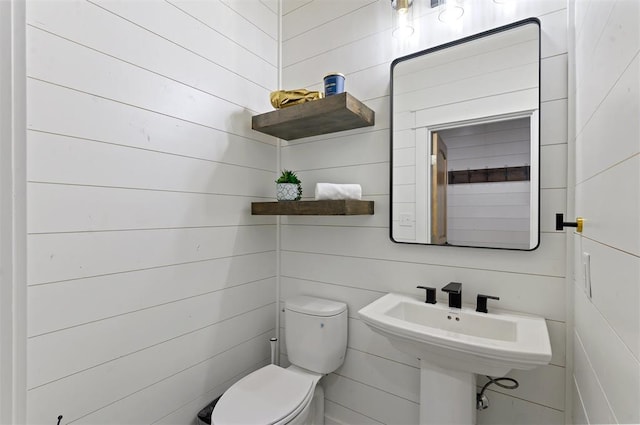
[{"left": 555, "top": 213, "right": 584, "bottom": 233}]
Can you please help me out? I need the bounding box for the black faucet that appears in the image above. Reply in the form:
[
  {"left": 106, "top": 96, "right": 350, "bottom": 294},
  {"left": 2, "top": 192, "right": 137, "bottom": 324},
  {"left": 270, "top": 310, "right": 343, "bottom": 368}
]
[
  {"left": 441, "top": 282, "right": 462, "bottom": 308},
  {"left": 416, "top": 285, "right": 437, "bottom": 304},
  {"left": 476, "top": 294, "right": 500, "bottom": 313}
]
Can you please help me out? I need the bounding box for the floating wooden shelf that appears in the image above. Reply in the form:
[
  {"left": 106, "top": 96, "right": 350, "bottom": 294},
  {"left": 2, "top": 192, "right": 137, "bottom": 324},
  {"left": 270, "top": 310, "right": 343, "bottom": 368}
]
[
  {"left": 251, "top": 200, "right": 374, "bottom": 215},
  {"left": 251, "top": 92, "right": 375, "bottom": 141}
]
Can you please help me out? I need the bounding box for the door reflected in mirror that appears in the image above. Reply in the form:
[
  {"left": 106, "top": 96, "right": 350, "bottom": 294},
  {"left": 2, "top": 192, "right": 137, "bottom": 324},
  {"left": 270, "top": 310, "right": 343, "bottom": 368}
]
[{"left": 391, "top": 19, "right": 540, "bottom": 250}]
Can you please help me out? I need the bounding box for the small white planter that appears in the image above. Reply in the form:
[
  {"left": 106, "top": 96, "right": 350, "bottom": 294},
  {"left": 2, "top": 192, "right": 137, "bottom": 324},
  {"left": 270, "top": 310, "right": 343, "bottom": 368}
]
[{"left": 277, "top": 183, "right": 301, "bottom": 201}]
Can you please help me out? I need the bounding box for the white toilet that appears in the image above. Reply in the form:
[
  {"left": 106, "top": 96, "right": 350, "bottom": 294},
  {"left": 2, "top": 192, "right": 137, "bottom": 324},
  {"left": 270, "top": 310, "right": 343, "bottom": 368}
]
[{"left": 211, "top": 295, "right": 348, "bottom": 425}]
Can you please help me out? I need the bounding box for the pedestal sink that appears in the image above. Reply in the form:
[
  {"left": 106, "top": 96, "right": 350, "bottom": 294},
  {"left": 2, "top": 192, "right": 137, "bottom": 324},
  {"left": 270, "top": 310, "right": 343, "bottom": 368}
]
[{"left": 358, "top": 293, "right": 551, "bottom": 424}]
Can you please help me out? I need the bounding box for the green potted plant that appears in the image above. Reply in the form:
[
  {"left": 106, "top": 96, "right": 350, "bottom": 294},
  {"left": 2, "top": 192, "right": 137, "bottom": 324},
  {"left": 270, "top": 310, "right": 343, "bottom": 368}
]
[{"left": 276, "top": 170, "right": 302, "bottom": 201}]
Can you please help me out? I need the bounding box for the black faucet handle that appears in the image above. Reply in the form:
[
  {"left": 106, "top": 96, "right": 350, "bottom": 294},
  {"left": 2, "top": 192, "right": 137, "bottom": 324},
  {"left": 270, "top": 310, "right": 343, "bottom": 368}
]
[
  {"left": 476, "top": 294, "right": 500, "bottom": 313},
  {"left": 417, "top": 286, "right": 437, "bottom": 304}
]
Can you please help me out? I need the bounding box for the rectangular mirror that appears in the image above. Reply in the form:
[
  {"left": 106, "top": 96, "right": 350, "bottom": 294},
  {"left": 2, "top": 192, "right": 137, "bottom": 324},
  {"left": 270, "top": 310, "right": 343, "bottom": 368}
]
[{"left": 391, "top": 18, "right": 540, "bottom": 250}]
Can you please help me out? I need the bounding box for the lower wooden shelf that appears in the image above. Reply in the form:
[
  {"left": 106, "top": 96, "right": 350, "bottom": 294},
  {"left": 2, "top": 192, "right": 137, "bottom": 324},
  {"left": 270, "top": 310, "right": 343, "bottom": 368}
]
[{"left": 251, "top": 200, "right": 374, "bottom": 215}]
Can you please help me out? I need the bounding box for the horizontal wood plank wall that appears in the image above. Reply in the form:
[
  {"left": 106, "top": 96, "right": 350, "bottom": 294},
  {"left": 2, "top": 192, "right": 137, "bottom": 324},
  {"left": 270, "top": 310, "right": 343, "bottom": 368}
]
[
  {"left": 572, "top": 0, "right": 640, "bottom": 423},
  {"left": 281, "top": 0, "right": 568, "bottom": 423},
  {"left": 25, "top": 1, "right": 277, "bottom": 423}
]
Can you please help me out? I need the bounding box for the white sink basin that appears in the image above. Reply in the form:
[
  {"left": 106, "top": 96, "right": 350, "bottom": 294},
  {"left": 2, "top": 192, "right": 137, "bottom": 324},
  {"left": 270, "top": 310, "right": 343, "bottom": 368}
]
[{"left": 358, "top": 293, "right": 551, "bottom": 376}]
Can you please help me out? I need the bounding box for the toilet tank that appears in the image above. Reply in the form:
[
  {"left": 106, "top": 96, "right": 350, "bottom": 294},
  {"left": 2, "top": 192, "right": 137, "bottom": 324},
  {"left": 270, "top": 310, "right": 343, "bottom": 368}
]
[{"left": 285, "top": 296, "right": 348, "bottom": 374}]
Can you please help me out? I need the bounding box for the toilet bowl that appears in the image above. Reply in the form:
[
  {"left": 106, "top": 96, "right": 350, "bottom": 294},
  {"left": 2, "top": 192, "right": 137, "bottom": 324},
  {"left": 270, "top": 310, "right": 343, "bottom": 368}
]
[
  {"left": 212, "top": 365, "right": 322, "bottom": 425},
  {"left": 211, "top": 296, "right": 348, "bottom": 425}
]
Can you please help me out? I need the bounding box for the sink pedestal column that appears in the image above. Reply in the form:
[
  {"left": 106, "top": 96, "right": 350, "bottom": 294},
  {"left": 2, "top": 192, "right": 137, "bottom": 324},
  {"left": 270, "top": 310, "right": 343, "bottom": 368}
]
[{"left": 419, "top": 360, "right": 476, "bottom": 425}]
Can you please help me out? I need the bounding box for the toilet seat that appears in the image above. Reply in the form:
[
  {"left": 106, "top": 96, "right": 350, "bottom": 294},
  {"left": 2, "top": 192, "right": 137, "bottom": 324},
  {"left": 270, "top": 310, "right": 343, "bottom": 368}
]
[{"left": 212, "top": 365, "right": 316, "bottom": 425}]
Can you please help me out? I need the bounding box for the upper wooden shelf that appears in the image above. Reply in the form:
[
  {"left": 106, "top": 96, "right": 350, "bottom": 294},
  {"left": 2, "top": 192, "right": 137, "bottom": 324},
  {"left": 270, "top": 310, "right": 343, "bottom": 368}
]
[
  {"left": 252, "top": 200, "right": 374, "bottom": 215},
  {"left": 251, "top": 92, "right": 375, "bottom": 141}
]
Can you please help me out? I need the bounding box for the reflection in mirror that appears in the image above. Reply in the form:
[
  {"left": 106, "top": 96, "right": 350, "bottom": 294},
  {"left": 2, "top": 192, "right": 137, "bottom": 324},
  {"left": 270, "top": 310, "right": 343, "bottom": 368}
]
[{"left": 391, "top": 19, "right": 540, "bottom": 250}]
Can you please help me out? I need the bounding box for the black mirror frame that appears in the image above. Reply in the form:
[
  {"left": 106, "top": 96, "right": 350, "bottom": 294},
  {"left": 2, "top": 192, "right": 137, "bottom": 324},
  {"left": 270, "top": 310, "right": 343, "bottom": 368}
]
[{"left": 389, "top": 17, "right": 541, "bottom": 251}]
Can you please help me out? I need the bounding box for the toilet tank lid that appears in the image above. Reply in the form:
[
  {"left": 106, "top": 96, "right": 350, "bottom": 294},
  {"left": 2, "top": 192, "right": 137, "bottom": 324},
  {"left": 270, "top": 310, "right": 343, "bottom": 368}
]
[{"left": 285, "top": 295, "right": 347, "bottom": 317}]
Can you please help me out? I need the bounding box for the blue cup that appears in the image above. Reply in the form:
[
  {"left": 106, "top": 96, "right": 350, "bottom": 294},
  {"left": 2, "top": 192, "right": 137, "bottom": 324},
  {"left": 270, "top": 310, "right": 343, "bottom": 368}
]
[{"left": 324, "top": 73, "right": 345, "bottom": 96}]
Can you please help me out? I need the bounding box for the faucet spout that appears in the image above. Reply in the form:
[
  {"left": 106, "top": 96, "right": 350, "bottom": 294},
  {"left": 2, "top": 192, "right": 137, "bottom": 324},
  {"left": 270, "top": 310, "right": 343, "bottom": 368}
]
[{"left": 441, "top": 282, "right": 462, "bottom": 308}]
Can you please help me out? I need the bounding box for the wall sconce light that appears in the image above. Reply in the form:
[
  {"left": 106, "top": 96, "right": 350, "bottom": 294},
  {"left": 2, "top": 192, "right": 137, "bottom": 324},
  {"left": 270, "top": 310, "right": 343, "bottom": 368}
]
[
  {"left": 438, "top": 0, "right": 464, "bottom": 23},
  {"left": 391, "top": 0, "right": 414, "bottom": 39}
]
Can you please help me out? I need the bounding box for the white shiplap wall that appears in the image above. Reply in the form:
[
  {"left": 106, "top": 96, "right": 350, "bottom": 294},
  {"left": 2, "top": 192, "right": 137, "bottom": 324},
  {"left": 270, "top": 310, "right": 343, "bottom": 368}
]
[
  {"left": 571, "top": 0, "right": 640, "bottom": 423},
  {"left": 25, "top": 1, "right": 278, "bottom": 423},
  {"left": 281, "top": 0, "right": 568, "bottom": 424}
]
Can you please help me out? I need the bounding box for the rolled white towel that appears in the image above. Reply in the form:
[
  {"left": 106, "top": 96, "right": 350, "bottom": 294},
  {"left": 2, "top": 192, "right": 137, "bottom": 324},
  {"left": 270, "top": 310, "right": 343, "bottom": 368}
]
[{"left": 314, "top": 183, "right": 362, "bottom": 200}]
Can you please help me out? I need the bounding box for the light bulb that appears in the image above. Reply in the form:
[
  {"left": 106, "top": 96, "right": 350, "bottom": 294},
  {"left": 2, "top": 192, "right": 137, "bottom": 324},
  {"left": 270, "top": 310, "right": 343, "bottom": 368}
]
[{"left": 392, "top": 0, "right": 414, "bottom": 39}]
